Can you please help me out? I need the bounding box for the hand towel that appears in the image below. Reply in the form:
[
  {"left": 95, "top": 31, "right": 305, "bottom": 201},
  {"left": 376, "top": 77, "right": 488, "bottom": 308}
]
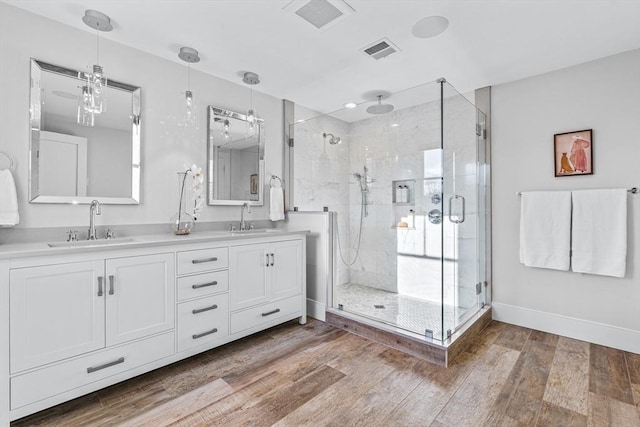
[
  {"left": 269, "top": 185, "right": 285, "bottom": 221},
  {"left": 0, "top": 169, "right": 19, "bottom": 227},
  {"left": 519, "top": 191, "right": 571, "bottom": 270},
  {"left": 571, "top": 189, "right": 627, "bottom": 277}
]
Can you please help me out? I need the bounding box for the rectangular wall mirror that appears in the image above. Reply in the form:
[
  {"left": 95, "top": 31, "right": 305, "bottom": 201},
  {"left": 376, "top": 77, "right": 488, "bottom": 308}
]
[
  {"left": 207, "top": 106, "right": 264, "bottom": 206},
  {"left": 29, "top": 59, "right": 141, "bottom": 204}
]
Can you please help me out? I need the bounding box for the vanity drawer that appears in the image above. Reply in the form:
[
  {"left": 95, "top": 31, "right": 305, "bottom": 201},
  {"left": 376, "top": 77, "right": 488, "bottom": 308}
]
[
  {"left": 230, "top": 295, "right": 302, "bottom": 335},
  {"left": 177, "top": 247, "right": 228, "bottom": 275},
  {"left": 11, "top": 331, "right": 175, "bottom": 410},
  {"left": 177, "top": 295, "right": 229, "bottom": 353},
  {"left": 177, "top": 270, "right": 229, "bottom": 301}
]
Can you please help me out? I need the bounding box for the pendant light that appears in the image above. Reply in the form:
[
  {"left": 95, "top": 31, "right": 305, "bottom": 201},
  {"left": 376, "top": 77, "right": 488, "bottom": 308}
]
[
  {"left": 242, "top": 72, "right": 260, "bottom": 137},
  {"left": 178, "top": 47, "right": 200, "bottom": 128},
  {"left": 80, "top": 9, "right": 112, "bottom": 124}
]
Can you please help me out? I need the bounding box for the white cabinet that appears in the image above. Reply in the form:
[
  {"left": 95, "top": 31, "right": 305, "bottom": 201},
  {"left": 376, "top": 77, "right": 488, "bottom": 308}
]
[
  {"left": 2, "top": 232, "right": 306, "bottom": 424},
  {"left": 175, "top": 245, "right": 230, "bottom": 353},
  {"left": 105, "top": 254, "right": 175, "bottom": 346},
  {"left": 229, "top": 238, "right": 304, "bottom": 334},
  {"left": 9, "top": 253, "right": 174, "bottom": 374},
  {"left": 10, "top": 261, "right": 105, "bottom": 373},
  {"left": 229, "top": 243, "right": 269, "bottom": 310}
]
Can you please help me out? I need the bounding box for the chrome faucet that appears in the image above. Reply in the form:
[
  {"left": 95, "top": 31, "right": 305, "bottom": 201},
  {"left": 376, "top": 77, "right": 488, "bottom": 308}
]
[
  {"left": 88, "top": 200, "right": 101, "bottom": 240},
  {"left": 239, "top": 202, "right": 251, "bottom": 231}
]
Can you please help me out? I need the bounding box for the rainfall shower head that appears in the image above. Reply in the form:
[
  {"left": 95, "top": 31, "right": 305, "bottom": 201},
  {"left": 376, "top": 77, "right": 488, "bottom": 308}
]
[
  {"left": 323, "top": 132, "right": 342, "bottom": 145},
  {"left": 366, "top": 95, "right": 394, "bottom": 115}
]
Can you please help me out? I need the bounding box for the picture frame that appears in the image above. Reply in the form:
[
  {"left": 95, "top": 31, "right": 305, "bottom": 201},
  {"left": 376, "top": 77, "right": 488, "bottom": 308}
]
[
  {"left": 250, "top": 173, "right": 258, "bottom": 194},
  {"left": 554, "top": 129, "right": 593, "bottom": 177}
]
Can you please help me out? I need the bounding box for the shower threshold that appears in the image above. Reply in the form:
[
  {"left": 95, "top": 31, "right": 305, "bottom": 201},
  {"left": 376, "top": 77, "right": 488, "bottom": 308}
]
[{"left": 326, "top": 305, "right": 492, "bottom": 367}]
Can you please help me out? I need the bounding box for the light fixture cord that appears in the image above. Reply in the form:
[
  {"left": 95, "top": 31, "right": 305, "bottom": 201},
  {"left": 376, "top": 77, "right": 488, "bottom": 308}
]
[
  {"left": 187, "top": 64, "right": 191, "bottom": 91},
  {"left": 96, "top": 29, "right": 100, "bottom": 65}
]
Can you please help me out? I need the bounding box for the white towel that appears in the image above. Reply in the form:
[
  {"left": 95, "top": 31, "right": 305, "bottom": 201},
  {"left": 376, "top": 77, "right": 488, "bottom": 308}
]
[
  {"left": 571, "top": 189, "right": 627, "bottom": 277},
  {"left": 0, "top": 169, "right": 19, "bottom": 227},
  {"left": 519, "top": 191, "right": 571, "bottom": 271},
  {"left": 269, "top": 185, "right": 285, "bottom": 221}
]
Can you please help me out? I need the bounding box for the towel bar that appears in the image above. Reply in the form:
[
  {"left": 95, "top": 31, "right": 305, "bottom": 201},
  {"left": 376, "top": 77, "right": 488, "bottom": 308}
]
[{"left": 517, "top": 187, "right": 638, "bottom": 196}]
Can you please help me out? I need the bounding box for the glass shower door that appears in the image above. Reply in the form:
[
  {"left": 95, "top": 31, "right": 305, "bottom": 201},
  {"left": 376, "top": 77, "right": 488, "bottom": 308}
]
[{"left": 441, "top": 81, "right": 485, "bottom": 339}]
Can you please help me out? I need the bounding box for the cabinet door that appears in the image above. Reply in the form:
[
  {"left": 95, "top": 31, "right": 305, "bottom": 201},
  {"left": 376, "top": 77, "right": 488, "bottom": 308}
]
[
  {"left": 105, "top": 253, "right": 175, "bottom": 346},
  {"left": 10, "top": 261, "right": 105, "bottom": 373},
  {"left": 229, "top": 244, "right": 269, "bottom": 310},
  {"left": 270, "top": 240, "right": 303, "bottom": 301}
]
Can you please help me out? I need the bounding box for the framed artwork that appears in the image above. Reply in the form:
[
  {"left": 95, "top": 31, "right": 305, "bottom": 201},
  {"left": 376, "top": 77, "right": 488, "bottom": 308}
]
[
  {"left": 554, "top": 129, "right": 593, "bottom": 177},
  {"left": 250, "top": 174, "right": 258, "bottom": 194}
]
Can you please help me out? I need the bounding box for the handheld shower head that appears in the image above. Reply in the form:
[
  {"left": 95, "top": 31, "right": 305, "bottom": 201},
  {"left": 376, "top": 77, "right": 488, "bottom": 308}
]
[{"left": 323, "top": 132, "right": 342, "bottom": 145}]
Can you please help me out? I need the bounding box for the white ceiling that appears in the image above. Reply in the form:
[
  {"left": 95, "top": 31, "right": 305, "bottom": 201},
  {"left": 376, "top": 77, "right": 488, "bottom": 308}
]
[{"left": 7, "top": 0, "right": 640, "bottom": 118}]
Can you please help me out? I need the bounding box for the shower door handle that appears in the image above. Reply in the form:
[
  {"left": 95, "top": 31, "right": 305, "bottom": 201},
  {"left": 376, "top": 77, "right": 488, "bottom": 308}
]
[{"left": 448, "top": 194, "right": 465, "bottom": 224}]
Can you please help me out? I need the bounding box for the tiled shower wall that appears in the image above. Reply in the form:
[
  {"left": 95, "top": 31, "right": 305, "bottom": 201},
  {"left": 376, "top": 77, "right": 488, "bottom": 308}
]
[{"left": 293, "top": 89, "right": 481, "bottom": 309}]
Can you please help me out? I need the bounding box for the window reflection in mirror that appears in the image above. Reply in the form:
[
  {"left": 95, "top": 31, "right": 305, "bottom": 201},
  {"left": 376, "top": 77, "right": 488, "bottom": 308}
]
[
  {"left": 29, "top": 59, "right": 141, "bottom": 204},
  {"left": 207, "top": 106, "right": 264, "bottom": 206}
]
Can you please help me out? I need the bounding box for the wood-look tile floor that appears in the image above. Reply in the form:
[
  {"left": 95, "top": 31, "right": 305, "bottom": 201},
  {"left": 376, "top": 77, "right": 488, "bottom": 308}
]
[{"left": 13, "top": 319, "right": 640, "bottom": 426}]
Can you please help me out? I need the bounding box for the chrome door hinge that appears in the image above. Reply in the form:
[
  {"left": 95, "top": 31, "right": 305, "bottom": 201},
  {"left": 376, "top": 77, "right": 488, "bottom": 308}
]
[{"left": 476, "top": 282, "right": 482, "bottom": 295}]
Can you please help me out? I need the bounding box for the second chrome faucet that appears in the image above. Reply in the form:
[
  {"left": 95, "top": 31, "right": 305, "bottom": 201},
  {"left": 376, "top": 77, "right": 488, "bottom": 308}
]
[
  {"left": 239, "top": 202, "right": 251, "bottom": 231},
  {"left": 88, "top": 200, "right": 101, "bottom": 240}
]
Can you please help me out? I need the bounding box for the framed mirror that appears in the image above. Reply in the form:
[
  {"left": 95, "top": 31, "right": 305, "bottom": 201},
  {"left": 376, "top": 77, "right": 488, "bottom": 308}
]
[
  {"left": 207, "top": 106, "right": 264, "bottom": 206},
  {"left": 29, "top": 59, "right": 141, "bottom": 204}
]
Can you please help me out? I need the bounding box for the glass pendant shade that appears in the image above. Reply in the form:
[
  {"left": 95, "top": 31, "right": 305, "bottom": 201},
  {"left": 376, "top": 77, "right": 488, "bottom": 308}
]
[
  {"left": 88, "top": 64, "right": 107, "bottom": 114},
  {"left": 77, "top": 85, "right": 94, "bottom": 126},
  {"left": 246, "top": 108, "right": 256, "bottom": 137},
  {"left": 184, "top": 90, "right": 195, "bottom": 128}
]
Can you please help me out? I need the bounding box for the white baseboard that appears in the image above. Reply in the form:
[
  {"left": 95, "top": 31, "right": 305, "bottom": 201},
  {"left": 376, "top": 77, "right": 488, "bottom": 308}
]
[
  {"left": 492, "top": 302, "right": 640, "bottom": 354},
  {"left": 307, "top": 299, "right": 326, "bottom": 322}
]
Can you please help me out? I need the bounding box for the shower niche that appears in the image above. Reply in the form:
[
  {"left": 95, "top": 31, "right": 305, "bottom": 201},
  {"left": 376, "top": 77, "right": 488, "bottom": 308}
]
[{"left": 392, "top": 179, "right": 415, "bottom": 205}]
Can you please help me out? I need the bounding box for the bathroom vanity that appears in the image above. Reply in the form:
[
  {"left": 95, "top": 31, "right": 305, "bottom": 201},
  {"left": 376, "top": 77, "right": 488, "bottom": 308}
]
[{"left": 0, "top": 229, "right": 307, "bottom": 424}]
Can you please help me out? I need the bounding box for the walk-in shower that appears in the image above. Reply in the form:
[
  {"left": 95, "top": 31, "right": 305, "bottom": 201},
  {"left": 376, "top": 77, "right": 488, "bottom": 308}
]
[{"left": 288, "top": 78, "right": 489, "bottom": 350}]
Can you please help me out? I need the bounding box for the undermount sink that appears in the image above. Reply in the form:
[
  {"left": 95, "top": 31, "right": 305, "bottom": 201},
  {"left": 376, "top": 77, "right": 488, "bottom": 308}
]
[
  {"left": 230, "top": 229, "right": 278, "bottom": 235},
  {"left": 47, "top": 238, "right": 136, "bottom": 248}
]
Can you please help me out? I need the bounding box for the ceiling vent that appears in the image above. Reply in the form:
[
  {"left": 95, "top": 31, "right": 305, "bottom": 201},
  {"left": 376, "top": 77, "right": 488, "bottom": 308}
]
[
  {"left": 362, "top": 38, "right": 400, "bottom": 60},
  {"left": 284, "top": 0, "right": 355, "bottom": 30}
]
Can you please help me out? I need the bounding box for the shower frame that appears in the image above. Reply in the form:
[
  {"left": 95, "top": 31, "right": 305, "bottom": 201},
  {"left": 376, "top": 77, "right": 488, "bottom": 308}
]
[{"left": 284, "top": 79, "right": 490, "bottom": 347}]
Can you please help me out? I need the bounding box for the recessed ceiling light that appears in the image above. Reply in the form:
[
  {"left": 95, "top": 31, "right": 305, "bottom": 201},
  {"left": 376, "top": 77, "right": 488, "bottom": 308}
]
[
  {"left": 412, "top": 16, "right": 449, "bottom": 39},
  {"left": 297, "top": 119, "right": 306, "bottom": 123},
  {"left": 391, "top": 123, "right": 399, "bottom": 127},
  {"left": 344, "top": 102, "right": 357, "bottom": 109}
]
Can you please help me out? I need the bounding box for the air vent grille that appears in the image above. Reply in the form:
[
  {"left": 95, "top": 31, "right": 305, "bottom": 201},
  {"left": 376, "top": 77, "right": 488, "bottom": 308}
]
[
  {"left": 364, "top": 41, "right": 390, "bottom": 56},
  {"left": 362, "top": 38, "right": 400, "bottom": 60}
]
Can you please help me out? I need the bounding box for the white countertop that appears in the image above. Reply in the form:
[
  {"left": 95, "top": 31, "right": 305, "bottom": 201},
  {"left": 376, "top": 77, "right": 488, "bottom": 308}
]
[{"left": 0, "top": 229, "right": 309, "bottom": 259}]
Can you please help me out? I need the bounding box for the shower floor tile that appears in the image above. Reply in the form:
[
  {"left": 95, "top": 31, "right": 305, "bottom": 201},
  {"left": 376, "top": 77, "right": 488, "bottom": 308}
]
[{"left": 335, "top": 283, "right": 470, "bottom": 338}]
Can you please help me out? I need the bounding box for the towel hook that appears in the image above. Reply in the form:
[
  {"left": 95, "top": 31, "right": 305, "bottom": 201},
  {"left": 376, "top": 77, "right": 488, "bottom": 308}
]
[
  {"left": 270, "top": 175, "right": 283, "bottom": 187},
  {"left": 0, "top": 151, "right": 15, "bottom": 171}
]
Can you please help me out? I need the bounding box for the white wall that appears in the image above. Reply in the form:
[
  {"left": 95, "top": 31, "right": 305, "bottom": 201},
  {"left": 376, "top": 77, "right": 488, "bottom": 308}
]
[
  {"left": 0, "top": 3, "right": 284, "bottom": 228},
  {"left": 492, "top": 49, "right": 640, "bottom": 353}
]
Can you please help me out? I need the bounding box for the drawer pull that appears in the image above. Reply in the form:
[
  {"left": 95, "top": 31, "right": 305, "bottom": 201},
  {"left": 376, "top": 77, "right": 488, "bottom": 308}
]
[
  {"left": 192, "top": 281, "right": 218, "bottom": 289},
  {"left": 192, "top": 304, "right": 218, "bottom": 314},
  {"left": 97, "top": 276, "right": 104, "bottom": 297},
  {"left": 108, "top": 275, "right": 115, "bottom": 295},
  {"left": 192, "top": 328, "right": 218, "bottom": 339},
  {"left": 192, "top": 257, "right": 218, "bottom": 264},
  {"left": 261, "top": 308, "right": 281, "bottom": 317},
  {"left": 87, "top": 357, "right": 125, "bottom": 374}
]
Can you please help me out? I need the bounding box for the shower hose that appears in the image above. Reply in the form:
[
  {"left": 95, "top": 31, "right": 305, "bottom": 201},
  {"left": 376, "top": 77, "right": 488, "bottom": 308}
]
[{"left": 335, "top": 191, "right": 365, "bottom": 266}]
